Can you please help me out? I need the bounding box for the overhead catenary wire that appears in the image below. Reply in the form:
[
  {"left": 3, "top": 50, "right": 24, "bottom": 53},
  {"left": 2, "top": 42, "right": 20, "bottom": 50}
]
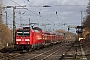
[
  {"left": 2, "top": 9, "right": 25, "bottom": 26},
  {"left": 10, "top": 0, "right": 55, "bottom": 24},
  {"left": 4, "top": 0, "right": 87, "bottom": 31},
  {"left": 3, "top": 10, "right": 25, "bottom": 25}
]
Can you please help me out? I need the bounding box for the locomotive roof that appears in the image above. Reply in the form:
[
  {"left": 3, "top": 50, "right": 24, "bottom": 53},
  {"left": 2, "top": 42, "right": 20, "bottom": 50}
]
[{"left": 32, "top": 27, "right": 42, "bottom": 31}]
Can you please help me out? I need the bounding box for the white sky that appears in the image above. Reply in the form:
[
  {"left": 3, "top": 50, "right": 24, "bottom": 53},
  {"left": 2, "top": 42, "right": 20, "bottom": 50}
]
[{"left": 2, "top": 0, "right": 89, "bottom": 33}]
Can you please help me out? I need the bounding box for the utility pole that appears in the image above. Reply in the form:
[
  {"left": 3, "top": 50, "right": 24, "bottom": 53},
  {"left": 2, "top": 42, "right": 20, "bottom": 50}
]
[
  {"left": 81, "top": 11, "right": 82, "bottom": 25},
  {"left": 29, "top": 18, "right": 30, "bottom": 27},
  {"left": 13, "top": 7, "right": 16, "bottom": 44},
  {"left": 53, "top": 23, "right": 55, "bottom": 31},
  {"left": 5, "top": 6, "right": 26, "bottom": 44},
  {"left": 5, "top": 11, "right": 8, "bottom": 26}
]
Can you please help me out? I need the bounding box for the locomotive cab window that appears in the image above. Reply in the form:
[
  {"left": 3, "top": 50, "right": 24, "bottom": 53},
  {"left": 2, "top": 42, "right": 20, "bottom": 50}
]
[
  {"left": 24, "top": 30, "right": 30, "bottom": 36},
  {"left": 17, "top": 30, "right": 30, "bottom": 36}
]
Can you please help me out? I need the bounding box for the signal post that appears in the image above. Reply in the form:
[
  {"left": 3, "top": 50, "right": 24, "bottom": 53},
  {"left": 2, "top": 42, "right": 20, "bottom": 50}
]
[{"left": 76, "top": 26, "right": 85, "bottom": 42}]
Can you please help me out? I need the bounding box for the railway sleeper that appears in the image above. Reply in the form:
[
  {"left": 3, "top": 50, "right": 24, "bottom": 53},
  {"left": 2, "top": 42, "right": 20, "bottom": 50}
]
[
  {"left": 59, "top": 54, "right": 77, "bottom": 60},
  {"left": 64, "top": 54, "right": 77, "bottom": 59}
]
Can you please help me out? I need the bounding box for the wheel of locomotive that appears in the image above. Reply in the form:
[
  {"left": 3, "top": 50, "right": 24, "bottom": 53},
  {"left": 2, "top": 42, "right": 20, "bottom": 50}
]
[
  {"left": 26, "top": 48, "right": 32, "bottom": 52},
  {"left": 14, "top": 45, "right": 20, "bottom": 51}
]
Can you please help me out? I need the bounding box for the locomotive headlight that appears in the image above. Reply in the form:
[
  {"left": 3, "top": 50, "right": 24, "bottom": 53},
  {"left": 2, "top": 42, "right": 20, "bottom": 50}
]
[
  {"left": 38, "top": 37, "right": 42, "bottom": 40},
  {"left": 16, "top": 39, "right": 21, "bottom": 41},
  {"left": 25, "top": 39, "right": 30, "bottom": 41},
  {"left": 16, "top": 42, "right": 18, "bottom": 44},
  {"left": 28, "top": 42, "right": 29, "bottom": 44}
]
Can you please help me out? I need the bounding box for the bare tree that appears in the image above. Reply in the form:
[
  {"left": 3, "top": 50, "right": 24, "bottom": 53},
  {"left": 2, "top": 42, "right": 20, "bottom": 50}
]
[{"left": 83, "top": 1, "right": 90, "bottom": 31}]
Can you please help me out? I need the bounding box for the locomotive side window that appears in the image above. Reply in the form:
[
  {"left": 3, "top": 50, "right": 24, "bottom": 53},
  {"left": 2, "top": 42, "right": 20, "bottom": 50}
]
[
  {"left": 17, "top": 30, "right": 30, "bottom": 36},
  {"left": 34, "top": 30, "right": 39, "bottom": 32}
]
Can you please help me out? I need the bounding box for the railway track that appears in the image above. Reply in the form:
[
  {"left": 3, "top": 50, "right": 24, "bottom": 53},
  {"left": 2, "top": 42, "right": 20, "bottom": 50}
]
[
  {"left": 11, "top": 41, "right": 76, "bottom": 60},
  {"left": 29, "top": 43, "right": 65, "bottom": 60},
  {"left": 0, "top": 40, "right": 81, "bottom": 60},
  {"left": 59, "top": 41, "right": 81, "bottom": 60}
]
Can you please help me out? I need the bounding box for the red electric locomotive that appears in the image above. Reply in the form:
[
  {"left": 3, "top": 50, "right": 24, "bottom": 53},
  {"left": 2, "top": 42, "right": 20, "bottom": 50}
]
[
  {"left": 15, "top": 27, "right": 44, "bottom": 51},
  {"left": 14, "top": 27, "right": 65, "bottom": 51}
]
